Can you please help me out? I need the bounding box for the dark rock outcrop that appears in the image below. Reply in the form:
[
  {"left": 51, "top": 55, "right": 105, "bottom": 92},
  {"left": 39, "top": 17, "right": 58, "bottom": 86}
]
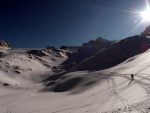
[{"left": 0, "top": 39, "right": 12, "bottom": 49}]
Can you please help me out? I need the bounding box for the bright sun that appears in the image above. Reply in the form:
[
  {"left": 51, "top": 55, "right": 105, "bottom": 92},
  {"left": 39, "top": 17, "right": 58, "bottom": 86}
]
[{"left": 141, "top": 7, "right": 150, "bottom": 21}]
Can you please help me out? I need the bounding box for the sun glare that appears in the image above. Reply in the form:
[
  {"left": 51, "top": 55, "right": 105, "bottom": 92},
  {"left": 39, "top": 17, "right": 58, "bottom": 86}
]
[{"left": 141, "top": 7, "right": 150, "bottom": 21}]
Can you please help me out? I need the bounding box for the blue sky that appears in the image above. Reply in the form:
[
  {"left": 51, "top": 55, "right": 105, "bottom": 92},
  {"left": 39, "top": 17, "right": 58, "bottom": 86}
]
[{"left": 0, "top": 0, "right": 149, "bottom": 48}]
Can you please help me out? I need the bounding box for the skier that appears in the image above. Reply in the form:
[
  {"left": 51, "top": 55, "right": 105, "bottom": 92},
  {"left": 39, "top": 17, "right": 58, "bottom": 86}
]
[
  {"left": 128, "top": 74, "right": 134, "bottom": 85},
  {"left": 131, "top": 74, "right": 134, "bottom": 80}
]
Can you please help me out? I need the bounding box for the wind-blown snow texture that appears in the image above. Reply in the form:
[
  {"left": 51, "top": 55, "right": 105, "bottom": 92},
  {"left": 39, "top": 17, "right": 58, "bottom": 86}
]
[{"left": 0, "top": 35, "right": 150, "bottom": 113}]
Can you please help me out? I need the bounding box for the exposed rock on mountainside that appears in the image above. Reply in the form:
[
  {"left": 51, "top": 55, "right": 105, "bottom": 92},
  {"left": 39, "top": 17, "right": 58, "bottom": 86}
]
[
  {"left": 60, "top": 45, "right": 67, "bottom": 49},
  {"left": 0, "top": 39, "right": 12, "bottom": 49}
]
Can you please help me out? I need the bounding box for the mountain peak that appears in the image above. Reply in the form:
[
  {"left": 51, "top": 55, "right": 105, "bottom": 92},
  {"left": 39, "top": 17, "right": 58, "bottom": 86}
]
[
  {"left": 95, "top": 37, "right": 110, "bottom": 43},
  {"left": 0, "top": 39, "right": 12, "bottom": 49},
  {"left": 82, "top": 37, "right": 110, "bottom": 46},
  {"left": 141, "top": 25, "right": 150, "bottom": 37}
]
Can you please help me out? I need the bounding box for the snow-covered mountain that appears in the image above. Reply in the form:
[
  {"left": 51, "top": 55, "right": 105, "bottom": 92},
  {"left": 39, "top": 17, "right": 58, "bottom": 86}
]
[
  {"left": 0, "top": 35, "right": 150, "bottom": 113},
  {"left": 72, "top": 35, "right": 150, "bottom": 71}
]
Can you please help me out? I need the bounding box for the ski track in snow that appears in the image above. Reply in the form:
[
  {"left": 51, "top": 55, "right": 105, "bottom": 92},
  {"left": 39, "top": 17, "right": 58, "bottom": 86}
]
[
  {"left": 110, "top": 73, "right": 150, "bottom": 113},
  {"left": 0, "top": 92, "right": 29, "bottom": 113},
  {"left": 86, "top": 75, "right": 129, "bottom": 113},
  {"left": 1, "top": 72, "right": 150, "bottom": 113},
  {"left": 1, "top": 74, "right": 149, "bottom": 113},
  {"left": 39, "top": 74, "right": 134, "bottom": 113}
]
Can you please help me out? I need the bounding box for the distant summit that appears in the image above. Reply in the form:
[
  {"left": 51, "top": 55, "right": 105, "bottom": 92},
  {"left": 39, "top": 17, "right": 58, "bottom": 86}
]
[
  {"left": 95, "top": 37, "right": 110, "bottom": 43},
  {"left": 0, "top": 39, "right": 12, "bottom": 49},
  {"left": 141, "top": 25, "right": 150, "bottom": 37},
  {"left": 82, "top": 37, "right": 111, "bottom": 46}
]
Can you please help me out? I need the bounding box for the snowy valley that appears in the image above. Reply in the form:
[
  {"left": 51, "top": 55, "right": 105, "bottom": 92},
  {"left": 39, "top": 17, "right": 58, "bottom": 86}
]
[{"left": 0, "top": 35, "right": 150, "bottom": 113}]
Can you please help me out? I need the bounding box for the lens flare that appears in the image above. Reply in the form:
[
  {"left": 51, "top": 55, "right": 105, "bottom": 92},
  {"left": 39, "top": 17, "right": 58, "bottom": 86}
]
[{"left": 141, "top": 7, "right": 150, "bottom": 21}]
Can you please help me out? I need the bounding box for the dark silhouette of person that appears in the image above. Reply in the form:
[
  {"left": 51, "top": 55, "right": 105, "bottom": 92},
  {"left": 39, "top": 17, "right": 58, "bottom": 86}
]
[
  {"left": 128, "top": 74, "right": 134, "bottom": 85},
  {"left": 131, "top": 74, "right": 134, "bottom": 80}
]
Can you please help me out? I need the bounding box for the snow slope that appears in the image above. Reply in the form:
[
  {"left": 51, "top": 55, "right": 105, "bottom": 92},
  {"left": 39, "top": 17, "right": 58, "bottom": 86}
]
[
  {"left": 0, "top": 47, "right": 67, "bottom": 86},
  {"left": 1, "top": 37, "right": 150, "bottom": 113},
  {"left": 71, "top": 35, "right": 150, "bottom": 71}
]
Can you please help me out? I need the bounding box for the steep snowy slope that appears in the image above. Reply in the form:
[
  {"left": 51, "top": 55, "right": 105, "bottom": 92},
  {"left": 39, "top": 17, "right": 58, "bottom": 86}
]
[{"left": 72, "top": 35, "right": 150, "bottom": 71}]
